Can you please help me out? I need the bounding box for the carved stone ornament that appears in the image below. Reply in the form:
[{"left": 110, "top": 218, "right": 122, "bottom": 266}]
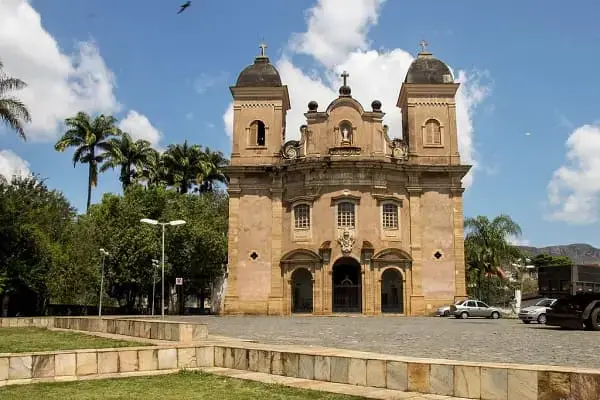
[
  {"left": 337, "top": 229, "right": 355, "bottom": 254},
  {"left": 391, "top": 139, "right": 408, "bottom": 160},
  {"left": 282, "top": 140, "right": 301, "bottom": 160}
]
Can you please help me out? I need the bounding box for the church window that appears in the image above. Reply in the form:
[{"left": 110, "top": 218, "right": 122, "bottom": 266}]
[
  {"left": 424, "top": 119, "right": 441, "bottom": 146},
  {"left": 382, "top": 203, "right": 399, "bottom": 229},
  {"left": 250, "top": 120, "right": 266, "bottom": 146},
  {"left": 294, "top": 204, "right": 310, "bottom": 229},
  {"left": 337, "top": 202, "right": 355, "bottom": 228}
]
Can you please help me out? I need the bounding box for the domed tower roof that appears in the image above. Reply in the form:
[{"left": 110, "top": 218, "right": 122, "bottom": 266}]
[
  {"left": 235, "top": 43, "right": 282, "bottom": 87},
  {"left": 404, "top": 41, "right": 453, "bottom": 84}
]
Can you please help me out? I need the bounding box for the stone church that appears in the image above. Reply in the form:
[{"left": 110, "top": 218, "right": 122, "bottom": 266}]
[{"left": 223, "top": 43, "right": 469, "bottom": 316}]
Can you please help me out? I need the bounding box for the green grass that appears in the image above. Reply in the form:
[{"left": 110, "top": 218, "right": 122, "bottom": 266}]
[
  {"left": 0, "top": 371, "right": 363, "bottom": 399},
  {"left": 0, "top": 328, "right": 146, "bottom": 353}
]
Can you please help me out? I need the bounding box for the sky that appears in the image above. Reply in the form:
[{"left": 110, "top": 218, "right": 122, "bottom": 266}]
[{"left": 1, "top": 0, "right": 600, "bottom": 248}]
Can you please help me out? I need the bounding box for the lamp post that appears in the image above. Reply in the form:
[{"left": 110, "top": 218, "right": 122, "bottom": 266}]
[
  {"left": 151, "top": 259, "right": 159, "bottom": 316},
  {"left": 140, "top": 218, "right": 186, "bottom": 318},
  {"left": 99, "top": 248, "right": 110, "bottom": 318}
]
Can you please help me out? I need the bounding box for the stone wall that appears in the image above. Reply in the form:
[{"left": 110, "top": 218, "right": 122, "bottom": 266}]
[
  {"left": 211, "top": 343, "right": 600, "bottom": 400},
  {"left": 0, "top": 317, "right": 208, "bottom": 343},
  {"left": 0, "top": 345, "right": 213, "bottom": 386}
]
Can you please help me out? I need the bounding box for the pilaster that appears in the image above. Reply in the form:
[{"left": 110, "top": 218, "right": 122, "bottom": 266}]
[
  {"left": 451, "top": 187, "right": 467, "bottom": 298},
  {"left": 407, "top": 183, "right": 424, "bottom": 315},
  {"left": 268, "top": 187, "right": 284, "bottom": 315},
  {"left": 223, "top": 190, "right": 241, "bottom": 313}
]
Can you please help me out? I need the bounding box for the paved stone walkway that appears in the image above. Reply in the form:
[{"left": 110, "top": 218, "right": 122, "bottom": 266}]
[
  {"left": 203, "top": 367, "right": 468, "bottom": 399},
  {"left": 168, "top": 315, "right": 600, "bottom": 368}
]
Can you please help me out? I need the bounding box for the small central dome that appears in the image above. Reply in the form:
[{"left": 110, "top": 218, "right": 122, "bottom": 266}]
[
  {"left": 404, "top": 51, "right": 453, "bottom": 84},
  {"left": 235, "top": 44, "right": 282, "bottom": 88}
]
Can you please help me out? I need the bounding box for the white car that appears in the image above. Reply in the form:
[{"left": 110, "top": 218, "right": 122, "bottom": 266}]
[
  {"left": 435, "top": 300, "right": 466, "bottom": 317},
  {"left": 451, "top": 299, "right": 502, "bottom": 319},
  {"left": 518, "top": 298, "right": 557, "bottom": 324}
]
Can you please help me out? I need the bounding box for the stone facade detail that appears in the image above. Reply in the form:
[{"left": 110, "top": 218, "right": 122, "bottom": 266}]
[{"left": 223, "top": 45, "right": 470, "bottom": 316}]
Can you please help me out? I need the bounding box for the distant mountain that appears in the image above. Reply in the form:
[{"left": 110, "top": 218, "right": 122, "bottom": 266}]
[{"left": 518, "top": 243, "right": 600, "bottom": 265}]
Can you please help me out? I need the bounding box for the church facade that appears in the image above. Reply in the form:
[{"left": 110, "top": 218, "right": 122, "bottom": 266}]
[{"left": 223, "top": 44, "right": 470, "bottom": 316}]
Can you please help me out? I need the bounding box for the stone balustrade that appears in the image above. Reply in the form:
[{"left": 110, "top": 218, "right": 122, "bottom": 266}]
[{"left": 0, "top": 317, "right": 207, "bottom": 343}]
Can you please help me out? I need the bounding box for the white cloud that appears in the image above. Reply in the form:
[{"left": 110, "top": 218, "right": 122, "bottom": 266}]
[
  {"left": 289, "top": 0, "right": 385, "bottom": 68},
  {"left": 547, "top": 124, "right": 600, "bottom": 224},
  {"left": 525, "top": 132, "right": 532, "bottom": 136},
  {"left": 0, "top": 149, "right": 31, "bottom": 180},
  {"left": 0, "top": 0, "right": 161, "bottom": 147},
  {"left": 185, "top": 112, "right": 194, "bottom": 121},
  {"left": 0, "top": 0, "right": 121, "bottom": 140},
  {"left": 223, "top": 0, "right": 490, "bottom": 189},
  {"left": 118, "top": 110, "right": 162, "bottom": 148},
  {"left": 508, "top": 235, "right": 531, "bottom": 247}
]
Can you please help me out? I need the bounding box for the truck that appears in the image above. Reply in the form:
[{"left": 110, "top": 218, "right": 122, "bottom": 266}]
[{"left": 538, "top": 264, "right": 600, "bottom": 330}]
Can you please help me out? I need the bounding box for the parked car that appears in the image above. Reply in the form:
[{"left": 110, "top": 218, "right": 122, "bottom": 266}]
[
  {"left": 435, "top": 300, "right": 466, "bottom": 317},
  {"left": 518, "top": 298, "right": 556, "bottom": 324},
  {"left": 451, "top": 299, "right": 502, "bottom": 319}
]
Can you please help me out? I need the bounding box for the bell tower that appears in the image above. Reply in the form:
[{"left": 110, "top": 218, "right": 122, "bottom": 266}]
[
  {"left": 397, "top": 41, "right": 460, "bottom": 165},
  {"left": 230, "top": 43, "right": 290, "bottom": 166}
]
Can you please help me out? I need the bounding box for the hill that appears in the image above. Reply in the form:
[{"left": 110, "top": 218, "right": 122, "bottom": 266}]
[{"left": 518, "top": 243, "right": 600, "bottom": 265}]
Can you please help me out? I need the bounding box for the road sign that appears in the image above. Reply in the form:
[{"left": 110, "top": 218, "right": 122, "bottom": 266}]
[{"left": 175, "top": 277, "right": 183, "bottom": 286}]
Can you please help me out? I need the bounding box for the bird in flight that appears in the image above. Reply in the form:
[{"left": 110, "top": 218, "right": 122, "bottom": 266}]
[{"left": 177, "top": 1, "right": 191, "bottom": 14}]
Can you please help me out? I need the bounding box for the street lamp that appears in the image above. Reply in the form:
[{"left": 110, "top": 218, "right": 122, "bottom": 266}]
[
  {"left": 99, "top": 248, "right": 110, "bottom": 317},
  {"left": 140, "top": 218, "right": 186, "bottom": 318},
  {"left": 151, "top": 259, "right": 160, "bottom": 316}
]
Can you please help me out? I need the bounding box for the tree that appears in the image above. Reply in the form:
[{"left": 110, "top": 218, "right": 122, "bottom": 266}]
[
  {"left": 101, "top": 131, "right": 155, "bottom": 190},
  {"left": 141, "top": 149, "right": 166, "bottom": 188},
  {"left": 0, "top": 175, "right": 75, "bottom": 316},
  {"left": 530, "top": 253, "right": 573, "bottom": 269},
  {"left": 464, "top": 214, "right": 522, "bottom": 302},
  {"left": 54, "top": 112, "right": 120, "bottom": 211},
  {"left": 0, "top": 60, "right": 31, "bottom": 140},
  {"left": 198, "top": 147, "right": 229, "bottom": 192},
  {"left": 162, "top": 141, "right": 210, "bottom": 194}
]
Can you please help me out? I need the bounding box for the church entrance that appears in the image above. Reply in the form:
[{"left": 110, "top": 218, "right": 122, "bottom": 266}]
[
  {"left": 291, "top": 268, "right": 313, "bottom": 313},
  {"left": 381, "top": 269, "right": 403, "bottom": 313},
  {"left": 332, "top": 257, "right": 362, "bottom": 313}
]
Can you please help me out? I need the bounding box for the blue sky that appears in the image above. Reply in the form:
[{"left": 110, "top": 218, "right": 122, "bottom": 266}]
[{"left": 1, "top": 0, "right": 600, "bottom": 248}]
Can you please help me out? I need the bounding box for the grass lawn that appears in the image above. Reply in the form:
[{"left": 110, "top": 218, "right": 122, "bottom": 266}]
[
  {"left": 0, "top": 371, "right": 362, "bottom": 399},
  {"left": 0, "top": 327, "right": 146, "bottom": 353}
]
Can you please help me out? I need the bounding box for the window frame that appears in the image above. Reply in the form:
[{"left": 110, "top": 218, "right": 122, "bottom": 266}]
[
  {"left": 247, "top": 120, "right": 267, "bottom": 148},
  {"left": 336, "top": 201, "right": 356, "bottom": 229},
  {"left": 422, "top": 118, "right": 443, "bottom": 147},
  {"left": 293, "top": 203, "right": 311, "bottom": 230},
  {"left": 381, "top": 202, "right": 400, "bottom": 230}
]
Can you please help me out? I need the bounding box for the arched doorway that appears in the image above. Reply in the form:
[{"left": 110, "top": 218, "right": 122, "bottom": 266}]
[
  {"left": 332, "top": 257, "right": 362, "bottom": 313},
  {"left": 291, "top": 268, "right": 313, "bottom": 313},
  {"left": 381, "top": 269, "right": 403, "bottom": 313}
]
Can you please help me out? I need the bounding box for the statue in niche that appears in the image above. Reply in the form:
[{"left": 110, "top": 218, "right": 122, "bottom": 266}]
[{"left": 340, "top": 123, "right": 352, "bottom": 145}]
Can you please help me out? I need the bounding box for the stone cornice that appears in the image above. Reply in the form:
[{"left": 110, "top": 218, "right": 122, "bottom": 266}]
[
  {"left": 397, "top": 83, "right": 459, "bottom": 107},
  {"left": 372, "top": 194, "right": 404, "bottom": 206},
  {"left": 285, "top": 194, "right": 320, "bottom": 206},
  {"left": 330, "top": 193, "right": 361, "bottom": 205},
  {"left": 230, "top": 86, "right": 291, "bottom": 111}
]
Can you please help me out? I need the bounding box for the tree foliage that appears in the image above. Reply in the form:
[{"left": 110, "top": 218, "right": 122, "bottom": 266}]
[{"left": 0, "top": 60, "right": 31, "bottom": 140}]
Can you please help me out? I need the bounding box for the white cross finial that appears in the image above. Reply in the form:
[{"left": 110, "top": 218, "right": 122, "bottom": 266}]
[
  {"left": 341, "top": 70, "right": 349, "bottom": 86},
  {"left": 419, "top": 40, "right": 428, "bottom": 53},
  {"left": 259, "top": 42, "right": 267, "bottom": 57}
]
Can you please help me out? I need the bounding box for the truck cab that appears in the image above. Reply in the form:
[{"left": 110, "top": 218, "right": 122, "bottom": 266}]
[{"left": 539, "top": 264, "right": 600, "bottom": 330}]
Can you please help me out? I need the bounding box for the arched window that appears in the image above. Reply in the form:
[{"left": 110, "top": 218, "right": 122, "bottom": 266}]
[
  {"left": 424, "top": 119, "right": 441, "bottom": 146},
  {"left": 250, "top": 120, "right": 266, "bottom": 146},
  {"left": 382, "top": 203, "right": 399, "bottom": 229},
  {"left": 294, "top": 204, "right": 310, "bottom": 229},
  {"left": 337, "top": 202, "right": 355, "bottom": 228}
]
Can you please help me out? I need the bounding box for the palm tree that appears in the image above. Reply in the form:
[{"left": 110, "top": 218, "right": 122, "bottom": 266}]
[
  {"left": 464, "top": 214, "right": 522, "bottom": 300},
  {"left": 100, "top": 131, "right": 155, "bottom": 190},
  {"left": 198, "top": 147, "right": 229, "bottom": 192},
  {"left": 141, "top": 149, "right": 166, "bottom": 188},
  {"left": 54, "top": 112, "right": 120, "bottom": 211},
  {"left": 0, "top": 61, "right": 31, "bottom": 140},
  {"left": 162, "top": 141, "right": 210, "bottom": 194}
]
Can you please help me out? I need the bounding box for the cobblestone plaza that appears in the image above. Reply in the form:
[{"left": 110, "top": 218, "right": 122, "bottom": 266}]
[{"left": 170, "top": 315, "right": 598, "bottom": 369}]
